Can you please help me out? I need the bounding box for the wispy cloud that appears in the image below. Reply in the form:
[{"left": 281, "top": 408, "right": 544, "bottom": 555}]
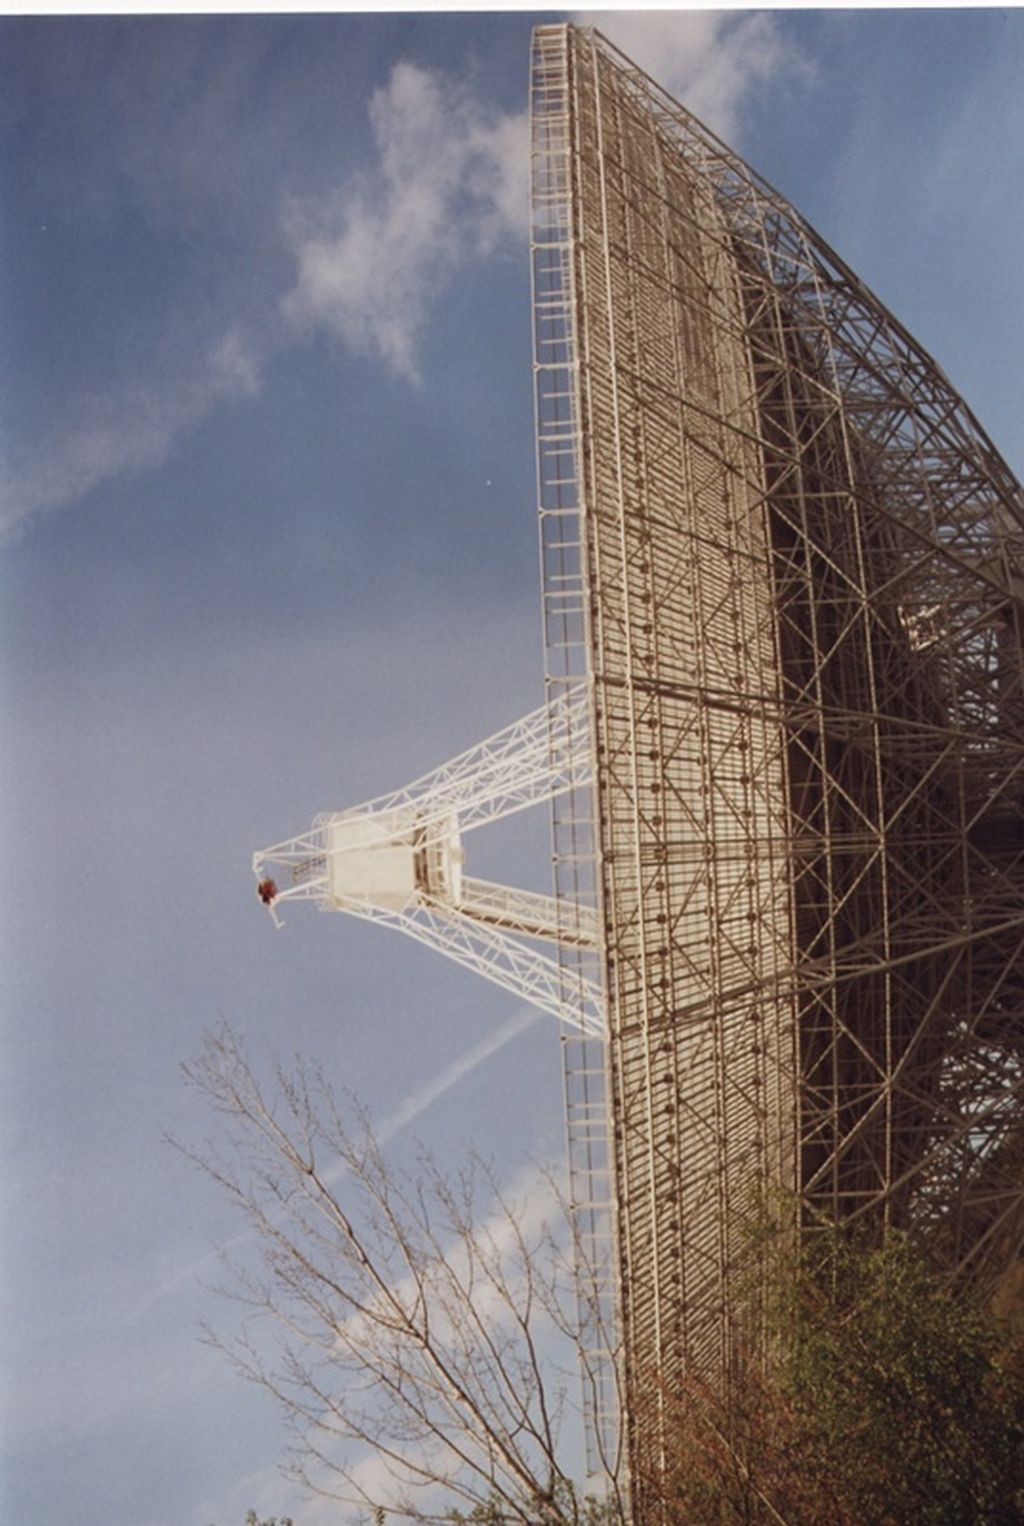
[
  {"left": 279, "top": 17, "right": 805, "bottom": 384},
  {"left": 185, "top": 1458, "right": 302, "bottom": 1526},
  {"left": 8, "top": 49, "right": 528, "bottom": 537},
  {"left": 282, "top": 61, "right": 528, "bottom": 381},
  {"left": 0, "top": 324, "right": 264, "bottom": 544},
  {"left": 6, "top": 18, "right": 802, "bottom": 537},
  {"left": 309, "top": 1154, "right": 569, "bottom": 1520},
  {"left": 579, "top": 11, "right": 811, "bottom": 143},
  {"left": 131, "top": 1003, "right": 540, "bottom": 1323},
  {"left": 143, "top": 1007, "right": 547, "bottom": 1524}
]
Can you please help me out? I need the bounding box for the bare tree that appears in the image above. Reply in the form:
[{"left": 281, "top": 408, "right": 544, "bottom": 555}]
[{"left": 180, "top": 1027, "right": 625, "bottom": 1526}]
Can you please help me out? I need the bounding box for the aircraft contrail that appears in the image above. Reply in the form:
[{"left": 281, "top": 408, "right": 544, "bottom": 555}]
[
  {"left": 376, "top": 1003, "right": 540, "bottom": 1146},
  {"left": 134, "top": 1004, "right": 543, "bottom": 1319}
]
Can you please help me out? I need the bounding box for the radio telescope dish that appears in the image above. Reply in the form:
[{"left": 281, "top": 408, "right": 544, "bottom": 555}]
[{"left": 255, "top": 23, "right": 1024, "bottom": 1517}]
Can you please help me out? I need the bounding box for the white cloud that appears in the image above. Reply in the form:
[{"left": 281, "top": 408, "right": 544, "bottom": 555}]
[
  {"left": 282, "top": 61, "right": 528, "bottom": 381},
  {"left": 0, "top": 326, "right": 264, "bottom": 544},
  {"left": 130, "top": 1003, "right": 540, "bottom": 1323},
  {"left": 279, "top": 14, "right": 807, "bottom": 390},
  {"left": 331, "top": 1156, "right": 565, "bottom": 1351},
  {"left": 5, "top": 23, "right": 803, "bottom": 541},
  {"left": 185, "top": 1457, "right": 303, "bottom": 1526},
  {"left": 5, "top": 58, "right": 527, "bottom": 539},
  {"left": 210, "top": 326, "right": 262, "bottom": 399},
  {"left": 321, "top": 1157, "right": 572, "bottom": 1518},
  {"left": 579, "top": 11, "right": 811, "bottom": 143},
  {"left": 280, "top": 15, "right": 805, "bottom": 384}
]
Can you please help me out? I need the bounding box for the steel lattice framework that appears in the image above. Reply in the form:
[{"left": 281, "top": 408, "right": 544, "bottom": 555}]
[
  {"left": 253, "top": 686, "right": 606, "bottom": 1033},
  {"left": 529, "top": 21, "right": 1024, "bottom": 1508},
  {"left": 254, "top": 23, "right": 1024, "bottom": 1517}
]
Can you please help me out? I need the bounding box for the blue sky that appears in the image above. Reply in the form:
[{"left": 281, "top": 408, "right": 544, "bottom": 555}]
[{"left": 2, "top": 9, "right": 1022, "bottom": 1525}]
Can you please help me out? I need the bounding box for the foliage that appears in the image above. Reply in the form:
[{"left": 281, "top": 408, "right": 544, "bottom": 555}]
[
  {"left": 182, "top": 1027, "right": 626, "bottom": 1526},
  {"left": 653, "top": 1225, "right": 1024, "bottom": 1524},
  {"left": 446, "top": 1481, "right": 618, "bottom": 1524}
]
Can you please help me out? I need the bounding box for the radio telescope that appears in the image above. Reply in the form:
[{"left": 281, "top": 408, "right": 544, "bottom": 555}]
[{"left": 255, "top": 23, "right": 1024, "bottom": 1514}]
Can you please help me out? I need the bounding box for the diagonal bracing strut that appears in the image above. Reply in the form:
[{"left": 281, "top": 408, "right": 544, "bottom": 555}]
[{"left": 252, "top": 685, "right": 605, "bottom": 1036}]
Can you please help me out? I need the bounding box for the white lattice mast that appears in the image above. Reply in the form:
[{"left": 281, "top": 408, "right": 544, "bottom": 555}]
[{"left": 252, "top": 685, "right": 604, "bottom": 1036}]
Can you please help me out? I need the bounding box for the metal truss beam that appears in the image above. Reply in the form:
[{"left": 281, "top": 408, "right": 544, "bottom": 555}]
[
  {"left": 252, "top": 682, "right": 604, "bottom": 1036},
  {"left": 535, "top": 23, "right": 1024, "bottom": 1520}
]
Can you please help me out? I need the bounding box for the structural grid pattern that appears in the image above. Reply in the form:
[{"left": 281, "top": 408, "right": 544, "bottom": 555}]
[
  {"left": 532, "top": 20, "right": 1024, "bottom": 1505},
  {"left": 252, "top": 690, "right": 606, "bottom": 1031},
  {"left": 531, "top": 25, "right": 624, "bottom": 1486}
]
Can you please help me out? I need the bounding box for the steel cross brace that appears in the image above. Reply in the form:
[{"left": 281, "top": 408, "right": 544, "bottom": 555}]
[{"left": 252, "top": 684, "right": 604, "bottom": 1035}]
